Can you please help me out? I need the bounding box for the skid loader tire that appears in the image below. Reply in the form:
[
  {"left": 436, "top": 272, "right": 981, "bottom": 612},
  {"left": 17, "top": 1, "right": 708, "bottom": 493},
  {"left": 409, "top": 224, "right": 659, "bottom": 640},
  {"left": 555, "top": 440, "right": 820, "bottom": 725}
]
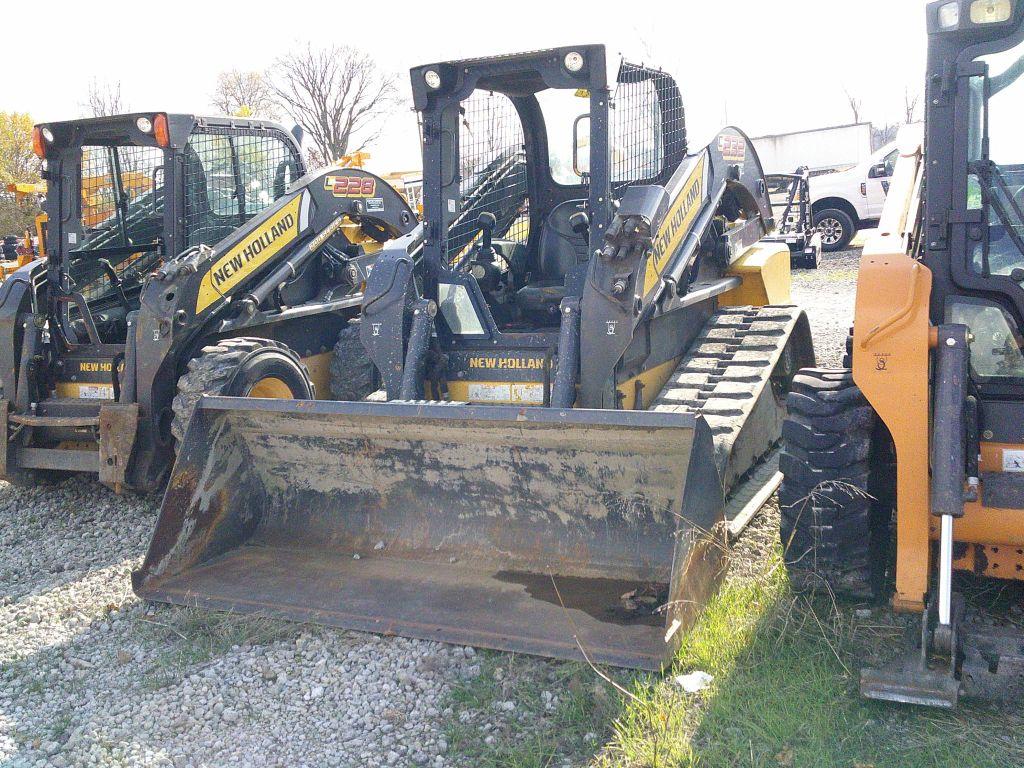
[
  {"left": 779, "top": 368, "right": 885, "bottom": 600},
  {"left": 841, "top": 328, "right": 854, "bottom": 368},
  {"left": 329, "top": 321, "right": 377, "bottom": 401},
  {"left": 172, "top": 338, "right": 314, "bottom": 444}
]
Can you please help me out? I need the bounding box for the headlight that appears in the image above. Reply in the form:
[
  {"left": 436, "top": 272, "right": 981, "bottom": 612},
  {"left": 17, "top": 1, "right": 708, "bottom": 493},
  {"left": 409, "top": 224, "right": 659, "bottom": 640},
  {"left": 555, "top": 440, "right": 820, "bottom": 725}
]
[
  {"left": 971, "top": 0, "right": 1012, "bottom": 23},
  {"left": 136, "top": 116, "right": 153, "bottom": 133},
  {"left": 41, "top": 127, "right": 54, "bottom": 143},
  {"left": 564, "top": 51, "right": 585, "bottom": 73},
  {"left": 938, "top": 0, "right": 961, "bottom": 28},
  {"left": 424, "top": 70, "right": 442, "bottom": 89}
]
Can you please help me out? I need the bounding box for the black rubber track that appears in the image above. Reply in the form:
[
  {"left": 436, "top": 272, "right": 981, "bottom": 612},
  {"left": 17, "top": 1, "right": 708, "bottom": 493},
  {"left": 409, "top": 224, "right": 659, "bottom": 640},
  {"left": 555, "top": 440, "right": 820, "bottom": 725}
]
[{"left": 779, "top": 367, "right": 889, "bottom": 599}]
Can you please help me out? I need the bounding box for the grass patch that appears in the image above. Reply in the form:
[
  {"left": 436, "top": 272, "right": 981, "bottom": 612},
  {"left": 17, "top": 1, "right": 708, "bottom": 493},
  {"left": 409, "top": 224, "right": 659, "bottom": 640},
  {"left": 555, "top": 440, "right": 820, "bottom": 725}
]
[
  {"left": 134, "top": 606, "right": 296, "bottom": 689},
  {"left": 596, "top": 548, "right": 1024, "bottom": 768},
  {"left": 443, "top": 654, "right": 621, "bottom": 767},
  {"left": 438, "top": 509, "right": 1024, "bottom": 768}
]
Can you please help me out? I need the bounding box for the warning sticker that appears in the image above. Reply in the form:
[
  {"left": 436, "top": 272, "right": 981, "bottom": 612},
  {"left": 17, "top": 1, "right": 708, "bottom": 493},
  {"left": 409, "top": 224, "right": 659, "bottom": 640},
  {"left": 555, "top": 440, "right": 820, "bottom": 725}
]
[
  {"left": 1003, "top": 449, "right": 1024, "bottom": 472},
  {"left": 79, "top": 384, "right": 114, "bottom": 400},
  {"left": 467, "top": 382, "right": 544, "bottom": 405}
]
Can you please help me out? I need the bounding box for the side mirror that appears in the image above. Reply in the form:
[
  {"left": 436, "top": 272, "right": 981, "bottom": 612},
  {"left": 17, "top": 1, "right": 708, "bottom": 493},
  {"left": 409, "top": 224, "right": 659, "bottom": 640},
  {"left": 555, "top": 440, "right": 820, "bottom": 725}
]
[
  {"left": 572, "top": 114, "right": 591, "bottom": 178},
  {"left": 868, "top": 162, "right": 889, "bottom": 179}
]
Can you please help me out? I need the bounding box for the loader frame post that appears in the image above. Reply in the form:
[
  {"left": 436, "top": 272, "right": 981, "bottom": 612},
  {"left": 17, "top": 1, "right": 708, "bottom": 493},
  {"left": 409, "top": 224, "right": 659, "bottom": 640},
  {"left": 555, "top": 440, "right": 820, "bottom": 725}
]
[
  {"left": 550, "top": 298, "right": 581, "bottom": 408},
  {"left": 399, "top": 299, "right": 437, "bottom": 400},
  {"left": 930, "top": 324, "right": 969, "bottom": 640}
]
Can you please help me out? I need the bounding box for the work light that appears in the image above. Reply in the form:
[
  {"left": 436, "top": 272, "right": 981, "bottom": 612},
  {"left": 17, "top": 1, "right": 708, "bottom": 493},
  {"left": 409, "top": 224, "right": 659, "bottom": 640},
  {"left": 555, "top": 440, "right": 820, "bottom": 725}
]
[
  {"left": 564, "top": 51, "right": 585, "bottom": 72},
  {"left": 971, "top": 0, "right": 1012, "bottom": 23}
]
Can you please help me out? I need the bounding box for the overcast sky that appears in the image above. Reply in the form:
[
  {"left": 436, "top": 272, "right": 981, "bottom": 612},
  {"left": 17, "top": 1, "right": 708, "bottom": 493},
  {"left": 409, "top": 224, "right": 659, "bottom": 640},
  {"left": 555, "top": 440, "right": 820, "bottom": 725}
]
[{"left": 4, "top": 0, "right": 933, "bottom": 173}]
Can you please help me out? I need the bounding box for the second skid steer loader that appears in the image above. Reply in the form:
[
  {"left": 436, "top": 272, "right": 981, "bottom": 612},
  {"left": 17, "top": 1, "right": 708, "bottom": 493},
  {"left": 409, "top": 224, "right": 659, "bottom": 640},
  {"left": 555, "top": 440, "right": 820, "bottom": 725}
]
[
  {"left": 134, "top": 47, "right": 813, "bottom": 669},
  {"left": 2, "top": 113, "right": 416, "bottom": 492}
]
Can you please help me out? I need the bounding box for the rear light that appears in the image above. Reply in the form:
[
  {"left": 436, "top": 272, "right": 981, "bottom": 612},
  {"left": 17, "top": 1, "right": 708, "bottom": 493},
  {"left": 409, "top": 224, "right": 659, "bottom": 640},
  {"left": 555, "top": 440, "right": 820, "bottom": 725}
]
[
  {"left": 32, "top": 127, "right": 47, "bottom": 159},
  {"left": 153, "top": 114, "right": 170, "bottom": 147}
]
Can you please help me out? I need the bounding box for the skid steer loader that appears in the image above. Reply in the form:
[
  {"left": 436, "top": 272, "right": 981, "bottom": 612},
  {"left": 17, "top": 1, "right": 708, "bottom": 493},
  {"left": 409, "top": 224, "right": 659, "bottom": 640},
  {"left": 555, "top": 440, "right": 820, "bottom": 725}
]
[
  {"left": 779, "top": 0, "right": 1024, "bottom": 708},
  {"left": 134, "top": 47, "right": 813, "bottom": 670},
  {"left": 1, "top": 112, "right": 416, "bottom": 492}
]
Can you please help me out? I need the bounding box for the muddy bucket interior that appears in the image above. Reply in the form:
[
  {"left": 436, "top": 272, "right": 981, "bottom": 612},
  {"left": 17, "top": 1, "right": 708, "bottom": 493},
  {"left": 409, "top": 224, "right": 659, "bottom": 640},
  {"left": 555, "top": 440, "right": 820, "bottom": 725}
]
[{"left": 133, "top": 398, "right": 727, "bottom": 670}]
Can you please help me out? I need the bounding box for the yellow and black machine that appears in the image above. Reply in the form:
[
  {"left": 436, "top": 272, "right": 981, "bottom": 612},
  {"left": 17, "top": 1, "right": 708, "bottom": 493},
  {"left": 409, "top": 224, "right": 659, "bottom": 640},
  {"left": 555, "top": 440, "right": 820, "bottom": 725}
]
[
  {"left": 780, "top": 0, "right": 1024, "bottom": 707},
  {"left": 0, "top": 113, "right": 416, "bottom": 492},
  {"left": 134, "top": 47, "right": 813, "bottom": 669},
  {"left": 3, "top": 182, "right": 47, "bottom": 276}
]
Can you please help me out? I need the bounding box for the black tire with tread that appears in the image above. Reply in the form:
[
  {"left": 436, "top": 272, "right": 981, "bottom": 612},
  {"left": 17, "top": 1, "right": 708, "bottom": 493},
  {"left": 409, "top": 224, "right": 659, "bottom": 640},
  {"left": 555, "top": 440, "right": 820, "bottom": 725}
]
[
  {"left": 171, "top": 337, "right": 313, "bottom": 444},
  {"left": 779, "top": 367, "right": 889, "bottom": 599},
  {"left": 814, "top": 207, "right": 856, "bottom": 252},
  {"left": 329, "top": 321, "right": 378, "bottom": 401}
]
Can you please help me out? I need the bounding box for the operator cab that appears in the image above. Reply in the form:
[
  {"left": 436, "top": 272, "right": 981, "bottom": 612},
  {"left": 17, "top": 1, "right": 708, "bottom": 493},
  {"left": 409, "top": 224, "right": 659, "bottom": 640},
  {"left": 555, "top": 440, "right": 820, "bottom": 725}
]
[
  {"left": 412, "top": 48, "right": 687, "bottom": 339},
  {"left": 928, "top": 3, "right": 1024, "bottom": 389},
  {"left": 36, "top": 114, "right": 303, "bottom": 348}
]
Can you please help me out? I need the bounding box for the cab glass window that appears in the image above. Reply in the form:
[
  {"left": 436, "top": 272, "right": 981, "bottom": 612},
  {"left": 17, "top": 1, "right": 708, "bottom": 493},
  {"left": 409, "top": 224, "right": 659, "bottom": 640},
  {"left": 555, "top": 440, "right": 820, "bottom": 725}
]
[
  {"left": 537, "top": 89, "right": 590, "bottom": 186},
  {"left": 967, "top": 37, "right": 1024, "bottom": 278},
  {"left": 949, "top": 298, "right": 1024, "bottom": 379},
  {"left": 183, "top": 130, "right": 299, "bottom": 248},
  {"left": 448, "top": 91, "right": 529, "bottom": 265},
  {"left": 73, "top": 145, "right": 166, "bottom": 302}
]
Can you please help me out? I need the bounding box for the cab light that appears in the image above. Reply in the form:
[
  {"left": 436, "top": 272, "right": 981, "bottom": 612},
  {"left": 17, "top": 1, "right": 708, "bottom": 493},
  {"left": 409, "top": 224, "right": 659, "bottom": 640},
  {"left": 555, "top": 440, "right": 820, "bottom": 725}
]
[
  {"left": 939, "top": 1, "right": 961, "bottom": 28},
  {"left": 564, "top": 51, "right": 585, "bottom": 73},
  {"left": 32, "top": 127, "right": 47, "bottom": 159},
  {"left": 971, "top": 0, "right": 1012, "bottom": 23},
  {"left": 153, "top": 113, "right": 170, "bottom": 147}
]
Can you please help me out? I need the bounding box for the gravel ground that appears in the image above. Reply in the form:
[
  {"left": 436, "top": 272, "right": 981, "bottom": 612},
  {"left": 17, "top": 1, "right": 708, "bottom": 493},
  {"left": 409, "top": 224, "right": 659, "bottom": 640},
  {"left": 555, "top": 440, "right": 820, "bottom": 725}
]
[
  {"left": 791, "top": 247, "right": 861, "bottom": 367},
  {"left": 0, "top": 248, "right": 862, "bottom": 768},
  {"left": 0, "top": 484, "right": 482, "bottom": 768}
]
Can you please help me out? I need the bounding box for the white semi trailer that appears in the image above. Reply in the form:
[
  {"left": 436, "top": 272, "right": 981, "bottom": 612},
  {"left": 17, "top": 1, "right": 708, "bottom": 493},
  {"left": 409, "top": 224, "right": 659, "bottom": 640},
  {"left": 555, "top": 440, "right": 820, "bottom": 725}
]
[{"left": 752, "top": 122, "right": 874, "bottom": 175}]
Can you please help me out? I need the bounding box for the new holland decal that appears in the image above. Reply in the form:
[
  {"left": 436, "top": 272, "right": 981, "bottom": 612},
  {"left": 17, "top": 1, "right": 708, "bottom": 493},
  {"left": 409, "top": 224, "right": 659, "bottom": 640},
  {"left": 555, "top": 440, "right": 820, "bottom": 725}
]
[
  {"left": 642, "top": 155, "right": 707, "bottom": 295},
  {"left": 195, "top": 194, "right": 304, "bottom": 313}
]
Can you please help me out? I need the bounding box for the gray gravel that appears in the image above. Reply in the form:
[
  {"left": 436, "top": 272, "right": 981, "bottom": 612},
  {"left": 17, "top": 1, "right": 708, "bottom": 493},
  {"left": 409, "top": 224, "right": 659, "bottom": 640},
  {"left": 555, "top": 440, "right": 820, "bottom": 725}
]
[
  {"left": 0, "top": 479, "right": 476, "bottom": 768},
  {"left": 0, "top": 249, "right": 863, "bottom": 767},
  {"left": 791, "top": 247, "right": 861, "bottom": 367}
]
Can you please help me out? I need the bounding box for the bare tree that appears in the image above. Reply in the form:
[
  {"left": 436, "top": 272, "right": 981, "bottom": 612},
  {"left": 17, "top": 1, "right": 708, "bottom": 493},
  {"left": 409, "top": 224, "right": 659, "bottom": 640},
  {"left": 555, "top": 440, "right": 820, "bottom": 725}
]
[
  {"left": 843, "top": 88, "right": 863, "bottom": 124},
  {"left": 904, "top": 88, "right": 921, "bottom": 124},
  {"left": 212, "top": 70, "right": 280, "bottom": 120},
  {"left": 270, "top": 44, "right": 399, "bottom": 164},
  {"left": 84, "top": 80, "right": 125, "bottom": 117},
  {"left": 871, "top": 123, "right": 899, "bottom": 151}
]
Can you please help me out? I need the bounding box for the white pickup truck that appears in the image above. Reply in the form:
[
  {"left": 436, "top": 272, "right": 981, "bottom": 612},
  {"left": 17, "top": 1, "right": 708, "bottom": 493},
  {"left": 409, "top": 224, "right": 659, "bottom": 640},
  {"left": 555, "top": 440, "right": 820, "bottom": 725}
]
[{"left": 810, "top": 140, "right": 900, "bottom": 252}]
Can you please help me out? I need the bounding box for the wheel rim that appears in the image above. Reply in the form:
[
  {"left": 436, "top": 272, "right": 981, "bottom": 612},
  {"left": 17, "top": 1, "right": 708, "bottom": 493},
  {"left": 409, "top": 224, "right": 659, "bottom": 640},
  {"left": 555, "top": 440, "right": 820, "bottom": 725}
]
[
  {"left": 817, "top": 217, "right": 844, "bottom": 246},
  {"left": 245, "top": 376, "right": 295, "bottom": 399}
]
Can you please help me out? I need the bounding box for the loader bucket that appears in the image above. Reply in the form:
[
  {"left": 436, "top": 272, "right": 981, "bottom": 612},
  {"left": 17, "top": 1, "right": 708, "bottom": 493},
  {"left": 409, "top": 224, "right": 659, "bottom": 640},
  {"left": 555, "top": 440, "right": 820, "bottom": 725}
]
[{"left": 133, "top": 398, "right": 727, "bottom": 670}]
